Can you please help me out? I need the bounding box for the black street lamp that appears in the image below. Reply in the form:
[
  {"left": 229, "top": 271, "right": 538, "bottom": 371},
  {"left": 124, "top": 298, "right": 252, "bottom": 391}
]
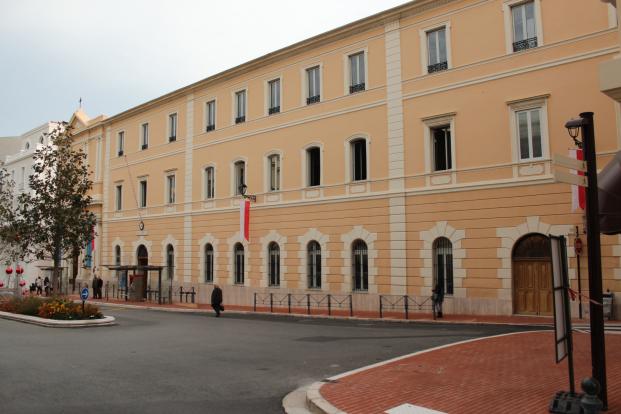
[
  {"left": 564, "top": 112, "right": 607, "bottom": 409},
  {"left": 238, "top": 184, "right": 256, "bottom": 202}
]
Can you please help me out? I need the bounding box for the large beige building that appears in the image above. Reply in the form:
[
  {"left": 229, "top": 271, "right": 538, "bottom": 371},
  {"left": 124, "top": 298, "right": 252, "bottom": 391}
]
[{"left": 70, "top": 0, "right": 621, "bottom": 317}]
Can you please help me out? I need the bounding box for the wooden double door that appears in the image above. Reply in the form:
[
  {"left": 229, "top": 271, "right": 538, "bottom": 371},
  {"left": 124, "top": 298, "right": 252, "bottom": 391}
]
[{"left": 513, "top": 259, "right": 552, "bottom": 316}]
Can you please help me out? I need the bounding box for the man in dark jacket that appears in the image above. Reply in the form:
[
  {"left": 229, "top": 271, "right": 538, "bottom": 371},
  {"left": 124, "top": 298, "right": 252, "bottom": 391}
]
[
  {"left": 97, "top": 276, "right": 104, "bottom": 299},
  {"left": 211, "top": 285, "right": 223, "bottom": 317}
]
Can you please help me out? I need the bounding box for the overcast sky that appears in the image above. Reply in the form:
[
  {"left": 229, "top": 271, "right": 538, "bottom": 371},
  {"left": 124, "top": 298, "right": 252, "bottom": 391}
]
[{"left": 0, "top": 0, "right": 410, "bottom": 136}]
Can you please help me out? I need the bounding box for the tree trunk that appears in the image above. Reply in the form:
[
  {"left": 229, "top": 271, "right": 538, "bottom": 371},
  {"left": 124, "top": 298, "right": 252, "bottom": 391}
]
[{"left": 52, "top": 246, "right": 62, "bottom": 296}]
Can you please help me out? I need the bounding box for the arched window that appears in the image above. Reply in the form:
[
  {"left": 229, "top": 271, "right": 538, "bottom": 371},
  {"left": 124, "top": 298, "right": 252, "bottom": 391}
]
[
  {"left": 307, "top": 241, "right": 321, "bottom": 289},
  {"left": 433, "top": 238, "right": 453, "bottom": 295},
  {"left": 352, "top": 239, "right": 368, "bottom": 291},
  {"left": 268, "top": 242, "right": 280, "bottom": 286},
  {"left": 234, "top": 243, "right": 244, "bottom": 284},
  {"left": 513, "top": 234, "right": 551, "bottom": 259},
  {"left": 350, "top": 138, "right": 367, "bottom": 181},
  {"left": 166, "top": 244, "right": 174, "bottom": 280},
  {"left": 204, "top": 244, "right": 214, "bottom": 283}
]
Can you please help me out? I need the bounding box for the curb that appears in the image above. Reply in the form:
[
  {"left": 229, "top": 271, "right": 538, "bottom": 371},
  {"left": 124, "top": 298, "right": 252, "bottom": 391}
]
[
  {"left": 0, "top": 310, "right": 116, "bottom": 328},
  {"left": 286, "top": 331, "right": 546, "bottom": 414}
]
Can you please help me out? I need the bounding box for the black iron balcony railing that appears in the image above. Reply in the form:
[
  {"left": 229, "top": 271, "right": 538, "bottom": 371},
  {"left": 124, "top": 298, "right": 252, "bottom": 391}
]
[
  {"left": 206, "top": 124, "right": 215, "bottom": 132},
  {"left": 307, "top": 95, "right": 320, "bottom": 105},
  {"left": 268, "top": 106, "right": 280, "bottom": 115},
  {"left": 427, "top": 61, "right": 448, "bottom": 74},
  {"left": 235, "top": 116, "right": 245, "bottom": 124},
  {"left": 141, "top": 143, "right": 148, "bottom": 150},
  {"left": 349, "top": 82, "right": 365, "bottom": 94},
  {"left": 513, "top": 37, "right": 538, "bottom": 52}
]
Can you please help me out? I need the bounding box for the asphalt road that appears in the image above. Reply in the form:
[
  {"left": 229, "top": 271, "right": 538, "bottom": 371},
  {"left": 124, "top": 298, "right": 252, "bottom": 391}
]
[{"left": 0, "top": 308, "right": 537, "bottom": 414}]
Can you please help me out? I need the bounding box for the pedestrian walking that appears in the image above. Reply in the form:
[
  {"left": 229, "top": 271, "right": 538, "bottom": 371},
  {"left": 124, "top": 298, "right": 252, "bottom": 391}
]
[
  {"left": 92, "top": 274, "right": 98, "bottom": 299},
  {"left": 432, "top": 281, "right": 445, "bottom": 319},
  {"left": 211, "top": 284, "right": 224, "bottom": 317}
]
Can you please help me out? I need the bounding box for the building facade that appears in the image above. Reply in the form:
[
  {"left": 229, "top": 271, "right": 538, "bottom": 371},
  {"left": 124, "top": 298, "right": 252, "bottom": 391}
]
[
  {"left": 71, "top": 0, "right": 621, "bottom": 316},
  {"left": 1, "top": 122, "right": 59, "bottom": 286}
]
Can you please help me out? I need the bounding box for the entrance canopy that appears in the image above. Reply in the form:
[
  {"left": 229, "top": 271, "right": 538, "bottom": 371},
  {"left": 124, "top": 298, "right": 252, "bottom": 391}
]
[{"left": 599, "top": 150, "right": 621, "bottom": 235}]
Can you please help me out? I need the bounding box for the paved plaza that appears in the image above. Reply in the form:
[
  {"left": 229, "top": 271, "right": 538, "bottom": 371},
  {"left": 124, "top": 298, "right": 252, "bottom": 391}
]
[{"left": 0, "top": 307, "right": 530, "bottom": 413}]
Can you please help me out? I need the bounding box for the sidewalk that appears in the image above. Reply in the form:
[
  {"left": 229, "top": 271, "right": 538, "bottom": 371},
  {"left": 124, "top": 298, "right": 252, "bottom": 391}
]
[
  {"left": 75, "top": 295, "right": 621, "bottom": 327},
  {"left": 315, "top": 331, "right": 620, "bottom": 414}
]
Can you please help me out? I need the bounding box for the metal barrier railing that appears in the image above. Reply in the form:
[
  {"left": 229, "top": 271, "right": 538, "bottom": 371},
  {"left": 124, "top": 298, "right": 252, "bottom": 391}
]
[
  {"left": 379, "top": 295, "right": 436, "bottom": 320},
  {"left": 254, "top": 293, "right": 353, "bottom": 316}
]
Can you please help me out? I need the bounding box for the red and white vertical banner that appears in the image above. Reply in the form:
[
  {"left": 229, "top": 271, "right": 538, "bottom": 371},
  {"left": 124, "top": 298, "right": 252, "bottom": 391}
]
[
  {"left": 240, "top": 199, "right": 250, "bottom": 242},
  {"left": 570, "top": 148, "right": 586, "bottom": 212}
]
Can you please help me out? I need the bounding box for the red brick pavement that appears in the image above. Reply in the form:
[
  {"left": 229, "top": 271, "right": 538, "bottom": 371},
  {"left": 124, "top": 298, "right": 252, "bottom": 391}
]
[{"left": 320, "top": 331, "right": 621, "bottom": 414}]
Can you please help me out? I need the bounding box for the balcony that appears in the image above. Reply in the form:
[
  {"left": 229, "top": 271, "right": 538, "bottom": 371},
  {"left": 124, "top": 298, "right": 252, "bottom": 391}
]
[
  {"left": 206, "top": 124, "right": 215, "bottom": 132},
  {"left": 307, "top": 95, "right": 320, "bottom": 105},
  {"left": 600, "top": 57, "right": 621, "bottom": 104},
  {"left": 235, "top": 116, "right": 246, "bottom": 124},
  {"left": 512, "top": 37, "right": 538, "bottom": 52},
  {"left": 268, "top": 106, "right": 280, "bottom": 115},
  {"left": 349, "top": 83, "right": 365, "bottom": 94},
  {"left": 427, "top": 61, "right": 448, "bottom": 74}
]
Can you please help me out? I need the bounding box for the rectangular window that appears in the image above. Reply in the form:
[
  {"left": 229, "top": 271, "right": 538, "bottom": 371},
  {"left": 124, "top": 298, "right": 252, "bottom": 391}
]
[
  {"left": 166, "top": 175, "right": 176, "bottom": 204},
  {"left": 117, "top": 131, "right": 125, "bottom": 156},
  {"left": 168, "top": 113, "right": 177, "bottom": 142},
  {"left": 351, "top": 140, "right": 367, "bottom": 181},
  {"left": 306, "top": 66, "right": 320, "bottom": 104},
  {"left": 141, "top": 123, "right": 149, "bottom": 150},
  {"left": 139, "top": 180, "right": 147, "bottom": 208},
  {"left": 349, "top": 52, "right": 366, "bottom": 93},
  {"left": 235, "top": 90, "right": 246, "bottom": 124},
  {"left": 206, "top": 100, "right": 216, "bottom": 132},
  {"left": 427, "top": 27, "right": 448, "bottom": 73},
  {"left": 205, "top": 167, "right": 215, "bottom": 199},
  {"left": 268, "top": 154, "right": 280, "bottom": 191},
  {"left": 307, "top": 147, "right": 321, "bottom": 187},
  {"left": 516, "top": 108, "right": 542, "bottom": 160},
  {"left": 432, "top": 125, "right": 452, "bottom": 171},
  {"left": 512, "top": 1, "right": 537, "bottom": 51},
  {"left": 268, "top": 79, "right": 280, "bottom": 115},
  {"left": 234, "top": 161, "right": 245, "bottom": 195},
  {"left": 115, "top": 185, "right": 122, "bottom": 211}
]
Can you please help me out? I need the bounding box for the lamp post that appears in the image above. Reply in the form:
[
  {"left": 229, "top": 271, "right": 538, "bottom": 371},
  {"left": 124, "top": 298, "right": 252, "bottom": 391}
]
[
  {"left": 238, "top": 184, "right": 256, "bottom": 202},
  {"left": 565, "top": 112, "right": 607, "bottom": 408}
]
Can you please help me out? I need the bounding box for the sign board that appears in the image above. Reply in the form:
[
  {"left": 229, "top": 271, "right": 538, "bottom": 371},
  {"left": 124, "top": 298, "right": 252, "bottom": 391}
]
[
  {"left": 553, "top": 153, "right": 586, "bottom": 172},
  {"left": 553, "top": 170, "right": 588, "bottom": 188},
  {"left": 80, "top": 287, "right": 89, "bottom": 301},
  {"left": 550, "top": 235, "right": 571, "bottom": 363}
]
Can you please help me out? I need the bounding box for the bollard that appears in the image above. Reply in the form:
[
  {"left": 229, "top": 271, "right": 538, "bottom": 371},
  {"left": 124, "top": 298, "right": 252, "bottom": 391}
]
[
  {"left": 270, "top": 293, "right": 273, "bottom": 313},
  {"left": 253, "top": 292, "right": 257, "bottom": 312},
  {"left": 349, "top": 295, "right": 353, "bottom": 316},
  {"left": 328, "top": 294, "right": 331, "bottom": 316},
  {"left": 581, "top": 377, "right": 603, "bottom": 414},
  {"left": 191, "top": 287, "right": 196, "bottom": 304},
  {"left": 288, "top": 293, "right": 291, "bottom": 314},
  {"left": 379, "top": 296, "right": 383, "bottom": 318},
  {"left": 307, "top": 294, "right": 310, "bottom": 315},
  {"left": 404, "top": 295, "right": 409, "bottom": 320},
  {"left": 179, "top": 286, "right": 184, "bottom": 303}
]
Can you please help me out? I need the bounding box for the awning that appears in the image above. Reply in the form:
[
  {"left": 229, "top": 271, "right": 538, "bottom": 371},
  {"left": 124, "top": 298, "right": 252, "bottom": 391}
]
[{"left": 599, "top": 150, "right": 621, "bottom": 235}]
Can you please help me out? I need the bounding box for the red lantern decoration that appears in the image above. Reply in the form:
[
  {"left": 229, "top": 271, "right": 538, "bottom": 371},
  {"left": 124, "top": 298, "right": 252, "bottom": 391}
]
[
  {"left": 5, "top": 266, "right": 13, "bottom": 275},
  {"left": 0, "top": 281, "right": 4, "bottom": 288},
  {"left": 16, "top": 266, "right": 23, "bottom": 275},
  {"left": 19, "top": 280, "right": 26, "bottom": 287}
]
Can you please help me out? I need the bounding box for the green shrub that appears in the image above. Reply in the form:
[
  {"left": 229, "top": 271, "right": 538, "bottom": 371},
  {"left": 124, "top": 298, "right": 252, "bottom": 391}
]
[{"left": 17, "top": 296, "right": 46, "bottom": 316}]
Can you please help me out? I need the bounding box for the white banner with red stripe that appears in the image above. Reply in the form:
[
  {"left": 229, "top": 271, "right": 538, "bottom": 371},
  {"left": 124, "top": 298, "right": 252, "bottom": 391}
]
[
  {"left": 569, "top": 148, "right": 586, "bottom": 212},
  {"left": 240, "top": 199, "right": 250, "bottom": 241}
]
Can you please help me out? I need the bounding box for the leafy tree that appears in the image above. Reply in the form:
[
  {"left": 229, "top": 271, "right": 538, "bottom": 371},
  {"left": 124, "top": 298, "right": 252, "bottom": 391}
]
[
  {"left": 0, "top": 170, "right": 29, "bottom": 267},
  {"left": 17, "top": 123, "right": 97, "bottom": 292}
]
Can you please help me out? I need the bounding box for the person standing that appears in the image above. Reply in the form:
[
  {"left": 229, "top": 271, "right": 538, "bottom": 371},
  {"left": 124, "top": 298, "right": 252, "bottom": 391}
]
[
  {"left": 43, "top": 276, "right": 50, "bottom": 296},
  {"left": 35, "top": 276, "right": 43, "bottom": 296},
  {"left": 211, "top": 285, "right": 223, "bottom": 317},
  {"left": 97, "top": 276, "right": 104, "bottom": 299},
  {"left": 432, "top": 281, "right": 445, "bottom": 319},
  {"left": 92, "top": 274, "right": 98, "bottom": 299}
]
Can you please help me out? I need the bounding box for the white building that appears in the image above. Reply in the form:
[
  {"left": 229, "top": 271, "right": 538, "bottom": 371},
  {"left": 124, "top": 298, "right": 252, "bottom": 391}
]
[{"left": 1, "top": 122, "right": 59, "bottom": 288}]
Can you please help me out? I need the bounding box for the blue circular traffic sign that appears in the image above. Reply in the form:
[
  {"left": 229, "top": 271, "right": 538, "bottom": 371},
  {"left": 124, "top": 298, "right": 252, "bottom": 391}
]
[{"left": 80, "top": 287, "right": 89, "bottom": 301}]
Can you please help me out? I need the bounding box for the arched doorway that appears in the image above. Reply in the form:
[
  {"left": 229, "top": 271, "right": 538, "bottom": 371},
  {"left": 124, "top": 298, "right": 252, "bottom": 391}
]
[
  {"left": 512, "top": 234, "right": 552, "bottom": 316},
  {"left": 133, "top": 245, "right": 149, "bottom": 300}
]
